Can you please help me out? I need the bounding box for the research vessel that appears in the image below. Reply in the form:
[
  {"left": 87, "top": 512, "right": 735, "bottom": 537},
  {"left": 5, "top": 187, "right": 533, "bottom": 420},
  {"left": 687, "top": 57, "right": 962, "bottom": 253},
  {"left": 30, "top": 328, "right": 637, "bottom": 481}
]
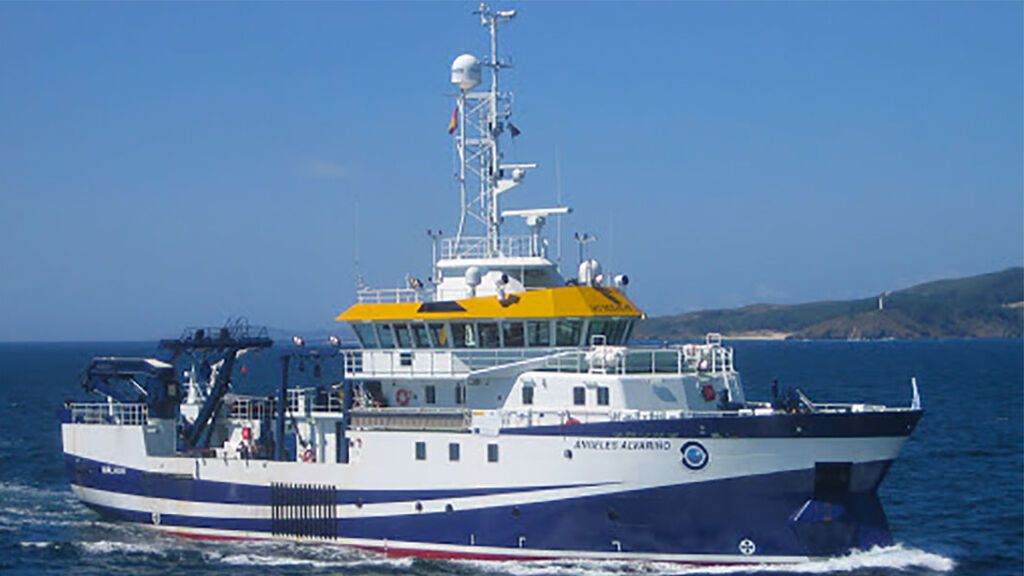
[{"left": 61, "top": 6, "right": 923, "bottom": 564}]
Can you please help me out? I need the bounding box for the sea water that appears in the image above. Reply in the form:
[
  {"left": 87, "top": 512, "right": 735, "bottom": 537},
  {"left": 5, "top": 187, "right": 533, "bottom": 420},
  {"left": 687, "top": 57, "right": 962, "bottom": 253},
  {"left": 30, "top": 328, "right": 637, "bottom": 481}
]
[{"left": 0, "top": 340, "right": 1019, "bottom": 575}]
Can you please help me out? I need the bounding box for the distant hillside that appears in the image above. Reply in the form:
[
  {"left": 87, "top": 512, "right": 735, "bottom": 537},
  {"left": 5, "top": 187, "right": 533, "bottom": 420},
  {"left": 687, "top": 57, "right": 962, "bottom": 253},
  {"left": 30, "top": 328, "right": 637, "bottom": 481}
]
[{"left": 635, "top": 268, "right": 1024, "bottom": 341}]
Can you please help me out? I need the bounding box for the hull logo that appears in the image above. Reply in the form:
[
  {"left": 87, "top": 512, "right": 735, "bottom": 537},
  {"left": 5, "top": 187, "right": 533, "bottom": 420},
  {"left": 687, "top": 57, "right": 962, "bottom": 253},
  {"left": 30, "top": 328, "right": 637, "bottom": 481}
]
[
  {"left": 680, "top": 441, "right": 709, "bottom": 470},
  {"left": 738, "top": 538, "right": 756, "bottom": 556}
]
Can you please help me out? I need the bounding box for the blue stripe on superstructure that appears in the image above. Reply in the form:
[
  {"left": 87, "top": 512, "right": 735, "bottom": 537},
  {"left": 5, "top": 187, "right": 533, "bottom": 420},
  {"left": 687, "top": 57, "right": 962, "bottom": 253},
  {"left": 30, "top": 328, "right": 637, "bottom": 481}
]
[
  {"left": 74, "top": 460, "right": 896, "bottom": 557},
  {"left": 503, "top": 410, "right": 923, "bottom": 438},
  {"left": 64, "top": 454, "right": 612, "bottom": 506}
]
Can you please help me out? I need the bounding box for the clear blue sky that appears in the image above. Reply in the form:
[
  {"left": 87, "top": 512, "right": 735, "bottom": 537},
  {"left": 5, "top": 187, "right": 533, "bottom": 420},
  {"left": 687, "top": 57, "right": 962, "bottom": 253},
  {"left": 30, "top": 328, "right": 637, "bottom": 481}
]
[{"left": 1, "top": 2, "right": 1021, "bottom": 341}]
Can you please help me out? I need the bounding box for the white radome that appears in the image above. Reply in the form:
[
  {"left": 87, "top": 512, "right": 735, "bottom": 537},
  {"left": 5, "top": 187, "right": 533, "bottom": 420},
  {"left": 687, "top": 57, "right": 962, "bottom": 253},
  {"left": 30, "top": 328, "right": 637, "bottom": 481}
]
[{"left": 450, "top": 54, "right": 481, "bottom": 90}]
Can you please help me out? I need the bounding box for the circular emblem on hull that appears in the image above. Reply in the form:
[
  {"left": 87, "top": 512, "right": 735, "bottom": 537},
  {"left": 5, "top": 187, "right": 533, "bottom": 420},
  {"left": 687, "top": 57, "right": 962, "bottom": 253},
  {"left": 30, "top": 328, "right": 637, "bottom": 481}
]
[
  {"left": 151, "top": 511, "right": 161, "bottom": 526},
  {"left": 738, "top": 538, "right": 756, "bottom": 556},
  {"left": 680, "top": 441, "right": 709, "bottom": 470}
]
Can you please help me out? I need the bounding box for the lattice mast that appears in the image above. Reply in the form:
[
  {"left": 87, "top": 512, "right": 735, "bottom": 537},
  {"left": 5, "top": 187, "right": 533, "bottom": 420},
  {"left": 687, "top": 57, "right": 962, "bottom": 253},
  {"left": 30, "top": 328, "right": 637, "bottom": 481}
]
[{"left": 451, "top": 4, "right": 535, "bottom": 258}]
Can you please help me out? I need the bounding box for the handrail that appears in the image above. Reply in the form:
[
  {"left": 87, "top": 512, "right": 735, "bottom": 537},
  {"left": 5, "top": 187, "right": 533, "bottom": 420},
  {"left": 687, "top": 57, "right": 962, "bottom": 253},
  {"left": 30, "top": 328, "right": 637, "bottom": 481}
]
[
  {"left": 356, "top": 287, "right": 428, "bottom": 304},
  {"left": 343, "top": 342, "right": 736, "bottom": 377},
  {"left": 67, "top": 402, "right": 148, "bottom": 426},
  {"left": 441, "top": 235, "right": 539, "bottom": 259}
]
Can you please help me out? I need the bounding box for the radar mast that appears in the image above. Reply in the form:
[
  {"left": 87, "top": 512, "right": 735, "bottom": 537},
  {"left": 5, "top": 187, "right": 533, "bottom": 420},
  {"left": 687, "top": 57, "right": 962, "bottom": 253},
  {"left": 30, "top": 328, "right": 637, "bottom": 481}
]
[{"left": 451, "top": 4, "right": 536, "bottom": 258}]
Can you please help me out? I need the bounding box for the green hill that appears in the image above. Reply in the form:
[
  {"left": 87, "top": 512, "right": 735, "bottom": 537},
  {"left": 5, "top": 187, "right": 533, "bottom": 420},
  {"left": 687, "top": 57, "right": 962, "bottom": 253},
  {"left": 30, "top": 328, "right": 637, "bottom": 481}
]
[{"left": 635, "top": 267, "right": 1023, "bottom": 341}]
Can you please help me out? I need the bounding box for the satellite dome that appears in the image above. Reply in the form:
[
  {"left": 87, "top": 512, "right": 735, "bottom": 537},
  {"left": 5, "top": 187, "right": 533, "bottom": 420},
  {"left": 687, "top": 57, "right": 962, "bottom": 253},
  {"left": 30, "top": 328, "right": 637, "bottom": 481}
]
[{"left": 450, "top": 54, "right": 481, "bottom": 90}]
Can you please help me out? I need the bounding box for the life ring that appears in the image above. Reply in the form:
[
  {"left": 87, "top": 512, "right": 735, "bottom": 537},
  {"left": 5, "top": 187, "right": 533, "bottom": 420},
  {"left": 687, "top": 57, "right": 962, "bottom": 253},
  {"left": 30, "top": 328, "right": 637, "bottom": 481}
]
[
  {"left": 302, "top": 449, "right": 315, "bottom": 463},
  {"left": 396, "top": 389, "right": 412, "bottom": 406}
]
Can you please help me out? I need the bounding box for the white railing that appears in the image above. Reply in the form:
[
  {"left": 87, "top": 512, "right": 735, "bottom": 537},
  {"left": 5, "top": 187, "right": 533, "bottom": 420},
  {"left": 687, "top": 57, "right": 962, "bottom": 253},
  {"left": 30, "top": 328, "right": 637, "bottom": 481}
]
[
  {"left": 356, "top": 287, "right": 428, "bottom": 304},
  {"left": 344, "top": 348, "right": 574, "bottom": 377},
  {"left": 68, "top": 402, "right": 148, "bottom": 426},
  {"left": 343, "top": 343, "right": 735, "bottom": 378},
  {"left": 441, "top": 235, "right": 539, "bottom": 259},
  {"left": 228, "top": 396, "right": 272, "bottom": 420}
]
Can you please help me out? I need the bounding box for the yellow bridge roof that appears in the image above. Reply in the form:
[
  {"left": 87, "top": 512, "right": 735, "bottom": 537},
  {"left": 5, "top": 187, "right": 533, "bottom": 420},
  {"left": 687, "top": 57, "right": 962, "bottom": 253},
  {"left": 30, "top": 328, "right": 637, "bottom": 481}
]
[{"left": 337, "top": 286, "right": 644, "bottom": 323}]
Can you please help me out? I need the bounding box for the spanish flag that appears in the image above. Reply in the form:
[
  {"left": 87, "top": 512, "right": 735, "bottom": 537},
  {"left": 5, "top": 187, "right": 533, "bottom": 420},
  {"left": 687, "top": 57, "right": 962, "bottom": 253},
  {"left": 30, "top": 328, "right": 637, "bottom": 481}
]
[{"left": 447, "top": 105, "right": 458, "bottom": 134}]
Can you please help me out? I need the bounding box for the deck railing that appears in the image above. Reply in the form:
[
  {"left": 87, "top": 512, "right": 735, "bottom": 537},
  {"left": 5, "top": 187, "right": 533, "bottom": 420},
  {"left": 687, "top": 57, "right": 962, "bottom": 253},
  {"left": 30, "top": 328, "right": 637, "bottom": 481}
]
[
  {"left": 356, "top": 287, "right": 428, "bottom": 304},
  {"left": 440, "top": 235, "right": 539, "bottom": 259},
  {"left": 67, "top": 402, "right": 148, "bottom": 426},
  {"left": 343, "top": 342, "right": 735, "bottom": 378}
]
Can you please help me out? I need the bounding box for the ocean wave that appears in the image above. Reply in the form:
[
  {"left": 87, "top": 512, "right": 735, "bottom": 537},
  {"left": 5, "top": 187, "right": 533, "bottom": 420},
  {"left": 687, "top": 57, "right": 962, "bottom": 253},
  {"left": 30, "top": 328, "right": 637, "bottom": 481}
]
[
  {"left": 454, "top": 545, "right": 955, "bottom": 576},
  {"left": 79, "top": 540, "right": 171, "bottom": 557},
  {"left": 204, "top": 541, "right": 417, "bottom": 570},
  {"left": 0, "top": 481, "right": 71, "bottom": 500},
  {"left": 19, "top": 541, "right": 56, "bottom": 549}
]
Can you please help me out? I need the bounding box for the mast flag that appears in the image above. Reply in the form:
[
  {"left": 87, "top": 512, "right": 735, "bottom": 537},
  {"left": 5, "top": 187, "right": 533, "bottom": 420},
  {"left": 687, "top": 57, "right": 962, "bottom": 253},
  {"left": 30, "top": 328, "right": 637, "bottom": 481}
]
[{"left": 447, "top": 105, "right": 459, "bottom": 134}]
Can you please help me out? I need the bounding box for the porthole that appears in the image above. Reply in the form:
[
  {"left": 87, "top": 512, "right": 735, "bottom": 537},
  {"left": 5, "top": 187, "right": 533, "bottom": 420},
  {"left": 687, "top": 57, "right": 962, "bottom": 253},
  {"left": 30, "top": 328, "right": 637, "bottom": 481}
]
[
  {"left": 511, "top": 506, "right": 521, "bottom": 518},
  {"left": 563, "top": 449, "right": 573, "bottom": 460},
  {"left": 445, "top": 504, "right": 454, "bottom": 513},
  {"left": 415, "top": 502, "right": 423, "bottom": 512}
]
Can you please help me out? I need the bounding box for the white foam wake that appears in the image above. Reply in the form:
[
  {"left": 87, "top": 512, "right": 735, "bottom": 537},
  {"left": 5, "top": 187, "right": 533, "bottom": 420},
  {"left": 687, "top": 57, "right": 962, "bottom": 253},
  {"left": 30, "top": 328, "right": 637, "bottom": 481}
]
[
  {"left": 205, "top": 541, "right": 417, "bottom": 569},
  {"left": 79, "top": 540, "right": 170, "bottom": 556},
  {"left": 456, "top": 545, "right": 955, "bottom": 576}
]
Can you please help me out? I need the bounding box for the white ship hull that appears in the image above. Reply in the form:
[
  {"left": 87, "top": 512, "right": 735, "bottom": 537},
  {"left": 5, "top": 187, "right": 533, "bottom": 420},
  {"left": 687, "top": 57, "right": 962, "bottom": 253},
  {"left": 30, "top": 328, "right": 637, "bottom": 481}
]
[{"left": 62, "top": 409, "right": 920, "bottom": 563}]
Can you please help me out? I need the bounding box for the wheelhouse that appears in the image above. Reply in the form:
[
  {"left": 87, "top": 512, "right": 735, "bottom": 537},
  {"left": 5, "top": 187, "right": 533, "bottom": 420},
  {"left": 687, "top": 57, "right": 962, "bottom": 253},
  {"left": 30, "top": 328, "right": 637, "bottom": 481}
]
[{"left": 349, "top": 316, "right": 636, "bottom": 349}]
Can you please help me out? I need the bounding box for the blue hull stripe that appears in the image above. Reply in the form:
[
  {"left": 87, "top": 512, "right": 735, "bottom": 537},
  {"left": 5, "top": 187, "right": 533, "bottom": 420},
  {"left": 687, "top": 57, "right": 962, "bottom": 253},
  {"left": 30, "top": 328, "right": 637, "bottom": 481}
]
[
  {"left": 75, "top": 460, "right": 896, "bottom": 557},
  {"left": 65, "top": 454, "right": 613, "bottom": 506},
  {"left": 503, "top": 410, "right": 923, "bottom": 438}
]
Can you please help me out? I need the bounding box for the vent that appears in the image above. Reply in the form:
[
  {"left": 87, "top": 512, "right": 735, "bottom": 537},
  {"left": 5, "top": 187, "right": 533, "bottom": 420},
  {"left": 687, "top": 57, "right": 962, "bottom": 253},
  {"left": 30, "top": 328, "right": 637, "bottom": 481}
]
[
  {"left": 813, "top": 462, "right": 852, "bottom": 499},
  {"left": 271, "top": 483, "right": 337, "bottom": 539}
]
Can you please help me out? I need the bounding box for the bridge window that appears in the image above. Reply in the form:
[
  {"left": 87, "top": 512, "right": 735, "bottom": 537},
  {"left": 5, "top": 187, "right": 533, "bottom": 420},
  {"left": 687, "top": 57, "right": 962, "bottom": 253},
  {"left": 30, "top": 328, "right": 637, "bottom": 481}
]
[
  {"left": 622, "top": 320, "right": 635, "bottom": 343},
  {"left": 449, "top": 443, "right": 460, "bottom": 462},
  {"left": 608, "top": 319, "right": 628, "bottom": 345},
  {"left": 527, "top": 320, "right": 551, "bottom": 347},
  {"left": 556, "top": 320, "right": 583, "bottom": 346},
  {"left": 394, "top": 324, "right": 413, "bottom": 348},
  {"left": 487, "top": 443, "right": 499, "bottom": 463},
  {"left": 478, "top": 322, "right": 500, "bottom": 348},
  {"left": 586, "top": 318, "right": 633, "bottom": 345},
  {"left": 353, "top": 324, "right": 378, "bottom": 348},
  {"left": 451, "top": 322, "right": 477, "bottom": 348},
  {"left": 502, "top": 322, "right": 525, "bottom": 347},
  {"left": 597, "top": 387, "right": 610, "bottom": 406},
  {"left": 587, "top": 319, "right": 608, "bottom": 345},
  {"left": 376, "top": 324, "right": 396, "bottom": 348},
  {"left": 415, "top": 441, "right": 426, "bottom": 461},
  {"left": 522, "top": 385, "right": 534, "bottom": 405},
  {"left": 411, "top": 323, "right": 431, "bottom": 348},
  {"left": 425, "top": 385, "right": 436, "bottom": 405},
  {"left": 573, "top": 386, "right": 586, "bottom": 405},
  {"left": 429, "top": 323, "right": 449, "bottom": 348}
]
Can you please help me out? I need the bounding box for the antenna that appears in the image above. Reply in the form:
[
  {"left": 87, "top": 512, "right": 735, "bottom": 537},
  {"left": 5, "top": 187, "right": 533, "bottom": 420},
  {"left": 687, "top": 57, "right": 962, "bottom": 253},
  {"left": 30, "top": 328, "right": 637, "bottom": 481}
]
[
  {"left": 353, "top": 193, "right": 365, "bottom": 291},
  {"left": 555, "top": 145, "right": 563, "bottom": 273},
  {"left": 573, "top": 232, "right": 598, "bottom": 264}
]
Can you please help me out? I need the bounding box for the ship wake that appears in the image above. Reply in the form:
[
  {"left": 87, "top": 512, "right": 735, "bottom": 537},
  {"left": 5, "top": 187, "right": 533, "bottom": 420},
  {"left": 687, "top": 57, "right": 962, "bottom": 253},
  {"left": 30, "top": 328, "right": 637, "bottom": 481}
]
[{"left": 456, "top": 545, "right": 955, "bottom": 576}]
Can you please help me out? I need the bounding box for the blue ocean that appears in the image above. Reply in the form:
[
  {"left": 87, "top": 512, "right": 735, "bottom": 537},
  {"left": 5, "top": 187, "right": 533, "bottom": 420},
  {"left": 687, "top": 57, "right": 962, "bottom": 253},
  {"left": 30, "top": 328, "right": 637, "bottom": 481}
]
[{"left": 0, "top": 340, "right": 1020, "bottom": 575}]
